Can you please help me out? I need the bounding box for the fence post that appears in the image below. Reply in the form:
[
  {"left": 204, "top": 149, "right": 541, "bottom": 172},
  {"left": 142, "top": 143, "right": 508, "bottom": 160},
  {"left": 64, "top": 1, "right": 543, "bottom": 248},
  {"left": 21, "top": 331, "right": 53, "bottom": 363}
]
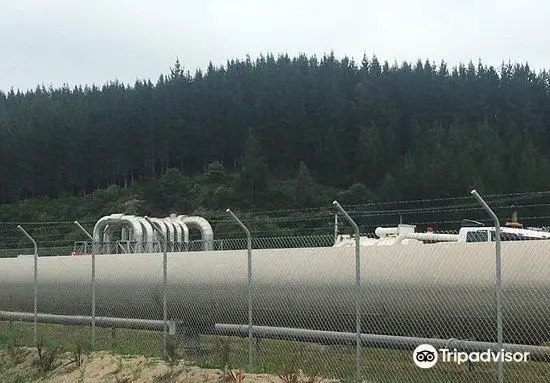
[
  {"left": 74, "top": 221, "right": 96, "bottom": 349},
  {"left": 334, "top": 214, "right": 339, "bottom": 244},
  {"left": 226, "top": 209, "right": 254, "bottom": 371},
  {"left": 471, "top": 189, "right": 503, "bottom": 383},
  {"left": 17, "top": 225, "right": 38, "bottom": 344},
  {"left": 333, "top": 201, "right": 361, "bottom": 380},
  {"left": 145, "top": 216, "right": 168, "bottom": 356}
]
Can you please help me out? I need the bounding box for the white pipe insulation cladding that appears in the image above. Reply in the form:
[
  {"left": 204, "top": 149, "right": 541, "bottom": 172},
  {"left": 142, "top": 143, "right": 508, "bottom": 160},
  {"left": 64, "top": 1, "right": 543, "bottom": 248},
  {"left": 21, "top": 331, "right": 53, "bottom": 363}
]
[
  {"left": 392, "top": 233, "right": 459, "bottom": 244},
  {"left": 177, "top": 215, "right": 214, "bottom": 250},
  {"left": 374, "top": 224, "right": 416, "bottom": 238},
  {"left": 93, "top": 214, "right": 146, "bottom": 253},
  {"left": 149, "top": 218, "right": 169, "bottom": 243},
  {"left": 168, "top": 214, "right": 189, "bottom": 244},
  {"left": 2, "top": 241, "right": 550, "bottom": 345},
  {"left": 136, "top": 217, "right": 155, "bottom": 253},
  {"left": 90, "top": 214, "right": 209, "bottom": 253}
]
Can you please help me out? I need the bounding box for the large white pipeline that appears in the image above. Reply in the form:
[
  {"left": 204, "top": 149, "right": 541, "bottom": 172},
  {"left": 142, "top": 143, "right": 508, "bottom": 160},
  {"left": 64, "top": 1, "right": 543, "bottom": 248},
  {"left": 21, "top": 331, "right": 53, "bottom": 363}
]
[{"left": 1, "top": 241, "right": 549, "bottom": 344}]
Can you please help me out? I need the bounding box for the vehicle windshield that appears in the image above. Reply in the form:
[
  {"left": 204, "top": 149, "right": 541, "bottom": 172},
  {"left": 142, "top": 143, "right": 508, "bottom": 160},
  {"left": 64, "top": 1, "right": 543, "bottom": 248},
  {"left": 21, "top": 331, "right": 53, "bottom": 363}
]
[{"left": 466, "top": 230, "right": 488, "bottom": 242}]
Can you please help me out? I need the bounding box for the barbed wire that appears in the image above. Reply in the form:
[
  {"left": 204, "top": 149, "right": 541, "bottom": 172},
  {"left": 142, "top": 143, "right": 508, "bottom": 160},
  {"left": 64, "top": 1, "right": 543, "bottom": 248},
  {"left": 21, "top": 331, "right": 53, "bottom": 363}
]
[
  {"left": 0, "top": 220, "right": 96, "bottom": 225},
  {"left": 344, "top": 195, "right": 550, "bottom": 214},
  {"left": 2, "top": 191, "right": 550, "bottom": 248},
  {"left": 2, "top": 191, "right": 549, "bottom": 226},
  {"left": 345, "top": 202, "right": 550, "bottom": 218},
  {"left": 205, "top": 191, "right": 550, "bottom": 217}
]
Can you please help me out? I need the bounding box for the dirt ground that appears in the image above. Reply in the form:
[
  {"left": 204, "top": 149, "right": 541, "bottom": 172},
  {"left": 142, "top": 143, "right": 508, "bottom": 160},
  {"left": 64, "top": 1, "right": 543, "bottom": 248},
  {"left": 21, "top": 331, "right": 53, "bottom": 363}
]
[{"left": 0, "top": 347, "right": 326, "bottom": 383}]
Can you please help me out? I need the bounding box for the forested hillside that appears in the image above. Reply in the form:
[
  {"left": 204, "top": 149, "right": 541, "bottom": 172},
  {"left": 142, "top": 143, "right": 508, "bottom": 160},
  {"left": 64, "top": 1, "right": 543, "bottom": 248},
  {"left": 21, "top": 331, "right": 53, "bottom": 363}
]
[{"left": 1, "top": 53, "right": 550, "bottom": 218}]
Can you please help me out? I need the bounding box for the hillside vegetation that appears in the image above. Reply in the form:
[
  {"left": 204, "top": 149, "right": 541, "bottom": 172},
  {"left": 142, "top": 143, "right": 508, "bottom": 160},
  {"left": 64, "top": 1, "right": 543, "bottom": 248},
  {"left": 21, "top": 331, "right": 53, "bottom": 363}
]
[{"left": 1, "top": 54, "right": 550, "bottom": 245}]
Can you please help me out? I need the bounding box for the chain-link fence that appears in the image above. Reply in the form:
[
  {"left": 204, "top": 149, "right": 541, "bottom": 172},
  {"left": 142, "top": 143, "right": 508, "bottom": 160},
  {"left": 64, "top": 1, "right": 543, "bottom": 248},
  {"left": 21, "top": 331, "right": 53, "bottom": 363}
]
[{"left": 2, "top": 205, "right": 550, "bottom": 382}]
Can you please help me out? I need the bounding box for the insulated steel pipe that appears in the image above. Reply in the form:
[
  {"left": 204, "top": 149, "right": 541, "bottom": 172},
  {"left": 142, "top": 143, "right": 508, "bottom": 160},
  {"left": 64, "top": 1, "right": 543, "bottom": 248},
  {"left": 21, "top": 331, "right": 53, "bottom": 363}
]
[
  {"left": 0, "top": 311, "right": 167, "bottom": 331},
  {"left": 1, "top": 243, "right": 550, "bottom": 344},
  {"left": 2, "top": 311, "right": 548, "bottom": 362},
  {"left": 215, "top": 324, "right": 550, "bottom": 361}
]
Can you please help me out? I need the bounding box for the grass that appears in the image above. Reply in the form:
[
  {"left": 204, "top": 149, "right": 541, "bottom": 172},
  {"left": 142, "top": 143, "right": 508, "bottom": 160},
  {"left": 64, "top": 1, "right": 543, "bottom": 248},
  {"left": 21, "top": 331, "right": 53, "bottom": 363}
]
[{"left": 0, "top": 320, "right": 549, "bottom": 382}]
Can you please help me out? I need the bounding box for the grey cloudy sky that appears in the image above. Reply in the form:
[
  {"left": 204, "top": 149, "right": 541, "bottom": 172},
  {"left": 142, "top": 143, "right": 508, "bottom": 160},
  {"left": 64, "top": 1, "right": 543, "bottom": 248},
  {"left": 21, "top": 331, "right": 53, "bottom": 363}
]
[{"left": 1, "top": 0, "right": 548, "bottom": 92}]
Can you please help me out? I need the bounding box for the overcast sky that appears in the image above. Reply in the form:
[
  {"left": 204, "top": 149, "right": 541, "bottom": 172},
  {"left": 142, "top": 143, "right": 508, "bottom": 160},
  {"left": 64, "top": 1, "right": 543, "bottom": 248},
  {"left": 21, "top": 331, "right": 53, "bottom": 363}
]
[{"left": 1, "top": 0, "right": 548, "bottom": 92}]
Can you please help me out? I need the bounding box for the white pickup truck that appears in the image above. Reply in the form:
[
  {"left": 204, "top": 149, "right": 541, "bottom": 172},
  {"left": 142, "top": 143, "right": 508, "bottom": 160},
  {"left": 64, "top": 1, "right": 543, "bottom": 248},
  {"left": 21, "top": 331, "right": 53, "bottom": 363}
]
[
  {"left": 457, "top": 224, "right": 550, "bottom": 242},
  {"left": 334, "top": 222, "right": 550, "bottom": 247}
]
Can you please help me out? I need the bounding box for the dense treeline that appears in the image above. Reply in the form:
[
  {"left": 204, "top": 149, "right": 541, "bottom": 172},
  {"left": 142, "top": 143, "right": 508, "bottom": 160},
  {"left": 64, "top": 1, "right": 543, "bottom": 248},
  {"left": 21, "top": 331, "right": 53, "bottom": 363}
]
[{"left": 1, "top": 54, "right": 550, "bottom": 215}]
